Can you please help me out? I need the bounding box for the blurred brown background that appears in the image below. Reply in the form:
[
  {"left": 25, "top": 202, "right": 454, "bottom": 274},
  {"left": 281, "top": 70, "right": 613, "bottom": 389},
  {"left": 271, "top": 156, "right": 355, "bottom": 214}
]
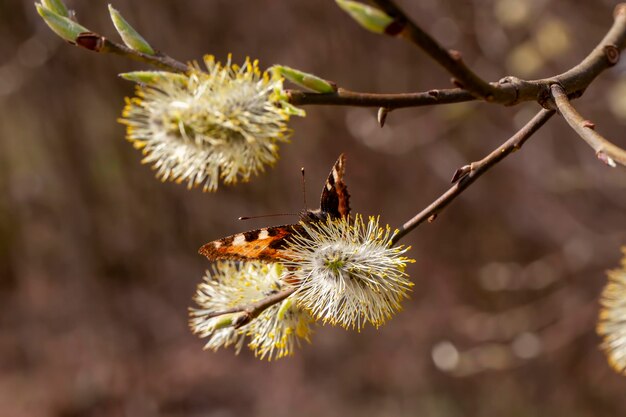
[{"left": 2, "top": 0, "right": 626, "bottom": 416}]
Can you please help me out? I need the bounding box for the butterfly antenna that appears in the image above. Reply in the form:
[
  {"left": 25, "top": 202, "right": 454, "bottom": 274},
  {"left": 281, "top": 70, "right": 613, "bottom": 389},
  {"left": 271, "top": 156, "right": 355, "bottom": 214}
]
[
  {"left": 238, "top": 213, "right": 296, "bottom": 220},
  {"left": 301, "top": 167, "right": 308, "bottom": 210}
]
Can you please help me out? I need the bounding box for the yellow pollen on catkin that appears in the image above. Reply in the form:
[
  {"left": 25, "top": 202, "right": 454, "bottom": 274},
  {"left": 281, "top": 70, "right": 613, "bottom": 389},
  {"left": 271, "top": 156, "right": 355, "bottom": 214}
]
[{"left": 119, "top": 55, "right": 303, "bottom": 192}]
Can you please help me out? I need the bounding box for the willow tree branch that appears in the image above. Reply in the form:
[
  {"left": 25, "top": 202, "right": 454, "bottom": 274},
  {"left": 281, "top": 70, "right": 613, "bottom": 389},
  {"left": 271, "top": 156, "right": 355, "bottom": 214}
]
[
  {"left": 287, "top": 87, "right": 476, "bottom": 108},
  {"left": 550, "top": 84, "right": 626, "bottom": 167},
  {"left": 199, "top": 287, "right": 296, "bottom": 327},
  {"left": 75, "top": 32, "right": 190, "bottom": 73},
  {"left": 551, "top": 5, "right": 626, "bottom": 93},
  {"left": 295, "top": 3, "right": 626, "bottom": 109},
  {"left": 60, "top": 4, "right": 626, "bottom": 112},
  {"left": 370, "top": 0, "right": 497, "bottom": 100},
  {"left": 391, "top": 108, "right": 555, "bottom": 245}
]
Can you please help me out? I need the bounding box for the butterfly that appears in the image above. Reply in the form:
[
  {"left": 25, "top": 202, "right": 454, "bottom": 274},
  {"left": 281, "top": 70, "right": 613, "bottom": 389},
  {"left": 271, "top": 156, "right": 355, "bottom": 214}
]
[{"left": 199, "top": 154, "right": 351, "bottom": 262}]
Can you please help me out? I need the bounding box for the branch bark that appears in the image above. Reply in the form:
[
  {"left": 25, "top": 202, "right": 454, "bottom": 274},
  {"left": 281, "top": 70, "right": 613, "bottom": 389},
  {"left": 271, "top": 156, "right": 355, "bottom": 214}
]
[
  {"left": 198, "top": 287, "right": 296, "bottom": 327},
  {"left": 370, "top": 0, "right": 497, "bottom": 100},
  {"left": 391, "top": 108, "right": 555, "bottom": 245},
  {"left": 75, "top": 32, "right": 190, "bottom": 73},
  {"left": 287, "top": 87, "right": 475, "bottom": 108},
  {"left": 550, "top": 84, "right": 626, "bottom": 167},
  {"left": 291, "top": 4, "right": 626, "bottom": 109}
]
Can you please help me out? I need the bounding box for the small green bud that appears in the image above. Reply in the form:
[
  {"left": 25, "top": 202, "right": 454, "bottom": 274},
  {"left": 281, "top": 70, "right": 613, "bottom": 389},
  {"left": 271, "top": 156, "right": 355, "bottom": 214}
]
[
  {"left": 335, "top": 0, "right": 394, "bottom": 34},
  {"left": 210, "top": 313, "right": 243, "bottom": 330},
  {"left": 108, "top": 4, "right": 155, "bottom": 55},
  {"left": 119, "top": 71, "right": 186, "bottom": 85},
  {"left": 272, "top": 65, "right": 336, "bottom": 93},
  {"left": 36, "top": 3, "right": 89, "bottom": 42},
  {"left": 41, "top": 0, "right": 68, "bottom": 17}
]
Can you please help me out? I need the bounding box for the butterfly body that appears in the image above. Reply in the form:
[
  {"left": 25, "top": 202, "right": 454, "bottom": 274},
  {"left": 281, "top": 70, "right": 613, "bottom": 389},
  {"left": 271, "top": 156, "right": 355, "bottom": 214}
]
[{"left": 199, "top": 154, "right": 350, "bottom": 262}]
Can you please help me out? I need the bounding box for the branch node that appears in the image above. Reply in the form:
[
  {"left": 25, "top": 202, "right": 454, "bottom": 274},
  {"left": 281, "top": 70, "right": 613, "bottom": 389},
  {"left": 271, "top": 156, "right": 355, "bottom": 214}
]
[
  {"left": 427, "top": 214, "right": 438, "bottom": 223},
  {"left": 427, "top": 89, "right": 440, "bottom": 98},
  {"left": 582, "top": 120, "right": 596, "bottom": 129},
  {"left": 378, "top": 107, "right": 390, "bottom": 127},
  {"left": 614, "top": 3, "right": 626, "bottom": 18},
  {"left": 449, "top": 49, "right": 462, "bottom": 61},
  {"left": 539, "top": 85, "right": 559, "bottom": 110},
  {"left": 233, "top": 312, "right": 252, "bottom": 328},
  {"left": 451, "top": 164, "right": 471, "bottom": 183},
  {"left": 597, "top": 152, "right": 618, "bottom": 167},
  {"left": 75, "top": 32, "right": 104, "bottom": 52},
  {"left": 497, "top": 76, "right": 523, "bottom": 105},
  {"left": 451, "top": 78, "right": 464, "bottom": 89},
  {"left": 604, "top": 44, "right": 620, "bottom": 65},
  {"left": 384, "top": 18, "right": 406, "bottom": 36}
]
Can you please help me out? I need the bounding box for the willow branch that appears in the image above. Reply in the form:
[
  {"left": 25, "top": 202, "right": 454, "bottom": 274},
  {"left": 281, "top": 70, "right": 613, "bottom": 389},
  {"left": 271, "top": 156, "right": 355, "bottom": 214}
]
[
  {"left": 57, "top": 4, "right": 626, "bottom": 112},
  {"left": 287, "top": 87, "right": 476, "bottom": 108},
  {"left": 497, "top": 4, "right": 626, "bottom": 103},
  {"left": 391, "top": 108, "right": 555, "bottom": 244},
  {"left": 551, "top": 5, "right": 626, "bottom": 94},
  {"left": 550, "top": 84, "right": 626, "bottom": 167},
  {"left": 75, "top": 32, "right": 190, "bottom": 73},
  {"left": 370, "top": 0, "right": 496, "bottom": 100},
  {"left": 292, "top": 4, "right": 626, "bottom": 109},
  {"left": 201, "top": 287, "right": 296, "bottom": 327}
]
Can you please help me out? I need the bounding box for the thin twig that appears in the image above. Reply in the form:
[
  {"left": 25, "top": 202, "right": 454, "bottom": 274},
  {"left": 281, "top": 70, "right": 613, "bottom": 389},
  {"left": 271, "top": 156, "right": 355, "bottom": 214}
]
[
  {"left": 287, "top": 87, "right": 476, "bottom": 108},
  {"left": 550, "top": 84, "right": 626, "bottom": 167},
  {"left": 294, "top": 3, "right": 626, "bottom": 109},
  {"left": 65, "top": 5, "right": 626, "bottom": 112},
  {"left": 370, "top": 0, "right": 496, "bottom": 100},
  {"left": 75, "top": 32, "right": 190, "bottom": 73},
  {"left": 391, "top": 108, "right": 555, "bottom": 244},
  {"left": 199, "top": 287, "right": 296, "bottom": 326},
  {"left": 551, "top": 5, "right": 626, "bottom": 95}
]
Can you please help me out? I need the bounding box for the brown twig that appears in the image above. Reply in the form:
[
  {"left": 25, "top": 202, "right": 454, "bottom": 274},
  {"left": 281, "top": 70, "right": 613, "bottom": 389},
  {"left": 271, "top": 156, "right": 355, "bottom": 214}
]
[
  {"left": 370, "top": 0, "right": 496, "bottom": 100},
  {"left": 550, "top": 84, "right": 626, "bottom": 167},
  {"left": 65, "top": 4, "right": 626, "bottom": 113},
  {"left": 550, "top": 5, "right": 626, "bottom": 94},
  {"left": 75, "top": 32, "right": 190, "bottom": 73},
  {"left": 391, "top": 108, "right": 555, "bottom": 245},
  {"left": 293, "top": 3, "right": 626, "bottom": 109},
  {"left": 197, "top": 287, "right": 296, "bottom": 327},
  {"left": 287, "top": 87, "right": 476, "bottom": 108}
]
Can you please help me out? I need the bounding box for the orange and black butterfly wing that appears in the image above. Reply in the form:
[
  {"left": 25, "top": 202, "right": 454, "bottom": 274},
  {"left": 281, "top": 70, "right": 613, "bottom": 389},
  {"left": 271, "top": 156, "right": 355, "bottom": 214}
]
[
  {"left": 198, "top": 224, "right": 303, "bottom": 262},
  {"left": 199, "top": 153, "right": 350, "bottom": 262},
  {"left": 320, "top": 153, "right": 350, "bottom": 219}
]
